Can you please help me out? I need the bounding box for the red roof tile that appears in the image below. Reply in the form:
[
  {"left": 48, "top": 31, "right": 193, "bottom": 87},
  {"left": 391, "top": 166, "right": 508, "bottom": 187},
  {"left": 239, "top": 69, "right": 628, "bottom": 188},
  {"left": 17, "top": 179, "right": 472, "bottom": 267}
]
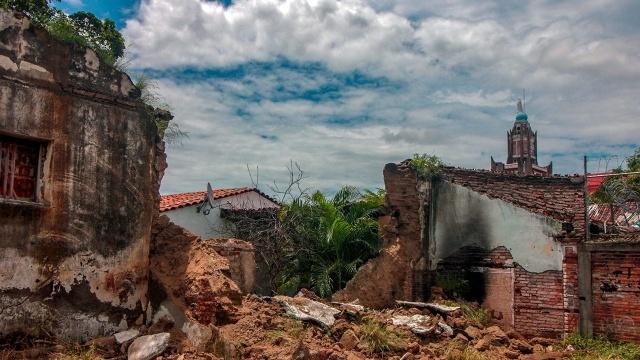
[{"left": 160, "top": 187, "right": 255, "bottom": 212}]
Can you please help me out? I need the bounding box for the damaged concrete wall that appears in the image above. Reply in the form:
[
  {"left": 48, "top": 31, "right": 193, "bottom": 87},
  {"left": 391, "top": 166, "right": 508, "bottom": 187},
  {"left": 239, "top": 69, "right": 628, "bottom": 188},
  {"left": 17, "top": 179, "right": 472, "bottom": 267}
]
[
  {"left": 432, "top": 181, "right": 564, "bottom": 273},
  {"left": 210, "top": 238, "right": 256, "bottom": 294},
  {"left": 434, "top": 168, "right": 585, "bottom": 337},
  {"left": 0, "top": 11, "right": 166, "bottom": 340}
]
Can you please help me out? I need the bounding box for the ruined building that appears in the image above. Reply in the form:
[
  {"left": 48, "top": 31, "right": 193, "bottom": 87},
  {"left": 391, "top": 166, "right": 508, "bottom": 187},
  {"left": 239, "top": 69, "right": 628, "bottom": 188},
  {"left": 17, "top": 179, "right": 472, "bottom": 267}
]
[
  {"left": 336, "top": 161, "right": 640, "bottom": 342},
  {"left": 491, "top": 100, "right": 552, "bottom": 176},
  {"left": 0, "top": 11, "right": 168, "bottom": 340}
]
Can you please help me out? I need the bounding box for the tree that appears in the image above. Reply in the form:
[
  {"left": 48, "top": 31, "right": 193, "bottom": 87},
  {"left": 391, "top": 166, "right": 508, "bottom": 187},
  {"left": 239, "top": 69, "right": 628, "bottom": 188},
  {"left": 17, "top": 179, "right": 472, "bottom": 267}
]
[
  {"left": 0, "top": 0, "right": 59, "bottom": 24},
  {"left": 0, "top": 0, "right": 124, "bottom": 65},
  {"left": 279, "top": 186, "right": 382, "bottom": 297}
]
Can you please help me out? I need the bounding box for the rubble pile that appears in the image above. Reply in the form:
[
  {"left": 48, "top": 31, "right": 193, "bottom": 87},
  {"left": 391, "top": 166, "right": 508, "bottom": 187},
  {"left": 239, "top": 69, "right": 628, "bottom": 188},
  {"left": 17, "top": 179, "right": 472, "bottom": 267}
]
[
  {"left": 2, "top": 289, "right": 574, "bottom": 359},
  {"left": 165, "top": 292, "right": 570, "bottom": 360}
]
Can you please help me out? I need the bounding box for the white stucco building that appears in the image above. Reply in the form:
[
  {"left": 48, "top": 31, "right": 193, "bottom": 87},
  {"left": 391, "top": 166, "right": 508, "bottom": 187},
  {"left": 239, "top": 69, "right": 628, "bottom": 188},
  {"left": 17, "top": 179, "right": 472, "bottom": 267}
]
[{"left": 159, "top": 187, "right": 280, "bottom": 239}]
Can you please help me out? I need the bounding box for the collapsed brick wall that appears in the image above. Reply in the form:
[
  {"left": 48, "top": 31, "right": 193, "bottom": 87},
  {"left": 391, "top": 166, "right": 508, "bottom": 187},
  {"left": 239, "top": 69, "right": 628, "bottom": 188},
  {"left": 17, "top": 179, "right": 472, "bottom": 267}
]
[
  {"left": 333, "top": 161, "right": 429, "bottom": 308},
  {"left": 591, "top": 249, "right": 640, "bottom": 342},
  {"left": 437, "top": 168, "right": 585, "bottom": 337},
  {"left": 210, "top": 238, "right": 256, "bottom": 294},
  {"left": 0, "top": 11, "right": 168, "bottom": 340}
]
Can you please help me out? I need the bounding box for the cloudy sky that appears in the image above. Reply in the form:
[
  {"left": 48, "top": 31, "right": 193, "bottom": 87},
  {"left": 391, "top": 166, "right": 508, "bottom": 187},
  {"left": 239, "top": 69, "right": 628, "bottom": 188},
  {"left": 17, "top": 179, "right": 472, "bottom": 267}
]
[{"left": 60, "top": 0, "right": 640, "bottom": 195}]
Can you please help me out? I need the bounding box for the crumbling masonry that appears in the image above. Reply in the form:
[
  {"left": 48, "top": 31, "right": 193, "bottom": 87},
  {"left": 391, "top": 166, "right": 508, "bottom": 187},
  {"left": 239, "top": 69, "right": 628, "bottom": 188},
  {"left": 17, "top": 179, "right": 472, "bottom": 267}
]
[{"left": 0, "top": 11, "right": 168, "bottom": 340}]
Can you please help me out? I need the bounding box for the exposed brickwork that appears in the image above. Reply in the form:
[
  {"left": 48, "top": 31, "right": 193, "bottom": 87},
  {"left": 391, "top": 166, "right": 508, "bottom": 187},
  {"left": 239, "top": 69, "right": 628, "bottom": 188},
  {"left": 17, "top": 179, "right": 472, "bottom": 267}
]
[
  {"left": 438, "top": 167, "right": 586, "bottom": 338},
  {"left": 334, "top": 162, "right": 429, "bottom": 307},
  {"left": 210, "top": 238, "right": 256, "bottom": 294},
  {"left": 441, "top": 168, "right": 586, "bottom": 236},
  {"left": 514, "top": 266, "right": 564, "bottom": 337},
  {"left": 591, "top": 250, "right": 640, "bottom": 342}
]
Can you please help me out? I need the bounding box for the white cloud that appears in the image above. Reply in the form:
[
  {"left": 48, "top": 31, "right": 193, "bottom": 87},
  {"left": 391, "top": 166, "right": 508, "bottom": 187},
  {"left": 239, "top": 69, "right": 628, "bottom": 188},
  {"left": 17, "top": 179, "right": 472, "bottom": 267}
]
[{"left": 121, "top": 0, "right": 640, "bottom": 193}]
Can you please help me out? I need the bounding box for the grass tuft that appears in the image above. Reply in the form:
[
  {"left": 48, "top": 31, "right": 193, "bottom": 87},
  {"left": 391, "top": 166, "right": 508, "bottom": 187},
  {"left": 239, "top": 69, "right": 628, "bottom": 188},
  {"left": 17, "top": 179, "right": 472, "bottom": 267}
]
[
  {"left": 50, "top": 345, "right": 101, "bottom": 360},
  {"left": 440, "top": 299, "right": 490, "bottom": 328},
  {"left": 446, "top": 344, "right": 487, "bottom": 360},
  {"left": 564, "top": 333, "right": 640, "bottom": 360},
  {"left": 359, "top": 318, "right": 406, "bottom": 354}
]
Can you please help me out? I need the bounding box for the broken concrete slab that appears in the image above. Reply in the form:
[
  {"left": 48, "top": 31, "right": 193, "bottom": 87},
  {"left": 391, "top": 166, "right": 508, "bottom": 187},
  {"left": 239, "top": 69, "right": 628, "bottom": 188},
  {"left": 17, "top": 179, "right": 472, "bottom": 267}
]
[
  {"left": 395, "top": 300, "right": 460, "bottom": 314},
  {"left": 127, "top": 332, "right": 170, "bottom": 360},
  {"left": 274, "top": 296, "right": 341, "bottom": 328},
  {"left": 391, "top": 315, "right": 434, "bottom": 335},
  {"left": 114, "top": 329, "right": 139, "bottom": 344}
]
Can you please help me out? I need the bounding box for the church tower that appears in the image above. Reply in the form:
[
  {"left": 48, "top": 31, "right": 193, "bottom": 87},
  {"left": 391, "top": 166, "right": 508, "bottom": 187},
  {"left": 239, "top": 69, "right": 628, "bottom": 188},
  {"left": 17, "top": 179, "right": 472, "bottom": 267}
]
[{"left": 491, "top": 100, "right": 552, "bottom": 176}]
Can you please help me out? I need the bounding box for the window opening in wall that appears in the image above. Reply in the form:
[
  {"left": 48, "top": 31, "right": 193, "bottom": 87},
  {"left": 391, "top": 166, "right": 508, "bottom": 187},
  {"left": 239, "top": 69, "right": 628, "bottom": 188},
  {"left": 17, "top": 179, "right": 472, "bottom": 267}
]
[{"left": 0, "top": 134, "right": 44, "bottom": 203}]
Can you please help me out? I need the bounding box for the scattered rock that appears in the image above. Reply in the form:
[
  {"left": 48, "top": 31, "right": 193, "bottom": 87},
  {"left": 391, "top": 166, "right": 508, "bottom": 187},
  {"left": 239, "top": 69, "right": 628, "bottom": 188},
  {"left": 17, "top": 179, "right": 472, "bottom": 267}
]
[
  {"left": 474, "top": 337, "right": 491, "bottom": 351},
  {"left": 114, "top": 329, "right": 140, "bottom": 344},
  {"left": 503, "top": 349, "right": 520, "bottom": 359},
  {"left": 339, "top": 329, "right": 359, "bottom": 350},
  {"left": 399, "top": 352, "right": 415, "bottom": 360},
  {"left": 292, "top": 340, "right": 310, "bottom": 360},
  {"left": 464, "top": 325, "right": 482, "bottom": 340},
  {"left": 275, "top": 295, "right": 341, "bottom": 328},
  {"left": 533, "top": 344, "right": 545, "bottom": 353},
  {"left": 483, "top": 325, "right": 509, "bottom": 345},
  {"left": 454, "top": 333, "right": 469, "bottom": 343},
  {"left": 531, "top": 337, "right": 556, "bottom": 346},
  {"left": 511, "top": 339, "right": 533, "bottom": 354},
  {"left": 127, "top": 332, "right": 171, "bottom": 360},
  {"left": 437, "top": 321, "right": 454, "bottom": 337}
]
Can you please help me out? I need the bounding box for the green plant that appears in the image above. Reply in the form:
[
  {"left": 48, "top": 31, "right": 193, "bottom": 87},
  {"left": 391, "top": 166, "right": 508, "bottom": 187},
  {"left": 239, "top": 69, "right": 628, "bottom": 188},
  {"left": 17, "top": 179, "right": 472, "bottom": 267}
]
[
  {"left": 439, "top": 299, "right": 490, "bottom": 328},
  {"left": 51, "top": 345, "right": 100, "bottom": 360},
  {"left": 564, "top": 333, "right": 640, "bottom": 360},
  {"left": 359, "top": 318, "right": 405, "bottom": 354},
  {"left": 435, "top": 273, "right": 471, "bottom": 299},
  {"left": 446, "top": 343, "right": 487, "bottom": 360},
  {"left": 0, "top": 0, "right": 124, "bottom": 65},
  {"left": 410, "top": 153, "right": 443, "bottom": 180},
  {"left": 277, "top": 186, "right": 382, "bottom": 297}
]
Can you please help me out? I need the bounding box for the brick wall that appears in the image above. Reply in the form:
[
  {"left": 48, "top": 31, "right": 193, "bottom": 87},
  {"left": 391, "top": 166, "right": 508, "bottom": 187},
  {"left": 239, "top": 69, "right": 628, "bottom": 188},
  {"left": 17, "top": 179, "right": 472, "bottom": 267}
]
[
  {"left": 514, "top": 267, "right": 564, "bottom": 337},
  {"left": 439, "top": 168, "right": 586, "bottom": 337},
  {"left": 591, "top": 250, "right": 640, "bottom": 342}
]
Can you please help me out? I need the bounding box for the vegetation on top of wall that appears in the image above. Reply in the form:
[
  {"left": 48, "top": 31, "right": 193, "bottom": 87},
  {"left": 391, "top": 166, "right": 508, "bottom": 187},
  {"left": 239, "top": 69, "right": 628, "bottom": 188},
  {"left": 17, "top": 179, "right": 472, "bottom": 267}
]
[
  {"left": 563, "top": 333, "right": 640, "bottom": 360},
  {"left": 410, "top": 153, "right": 444, "bottom": 180},
  {"left": 134, "top": 75, "right": 188, "bottom": 144},
  {"left": 0, "top": 0, "right": 125, "bottom": 66}
]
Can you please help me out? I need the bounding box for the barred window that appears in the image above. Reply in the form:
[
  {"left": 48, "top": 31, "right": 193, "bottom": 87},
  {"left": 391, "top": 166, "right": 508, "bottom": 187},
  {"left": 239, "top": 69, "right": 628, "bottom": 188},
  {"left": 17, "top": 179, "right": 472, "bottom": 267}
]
[{"left": 0, "top": 134, "right": 44, "bottom": 203}]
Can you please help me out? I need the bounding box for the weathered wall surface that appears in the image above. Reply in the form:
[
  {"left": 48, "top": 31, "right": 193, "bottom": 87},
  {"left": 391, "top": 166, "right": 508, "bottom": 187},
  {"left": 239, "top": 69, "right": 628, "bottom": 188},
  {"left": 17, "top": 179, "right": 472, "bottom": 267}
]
[
  {"left": 0, "top": 11, "right": 165, "bottom": 340},
  {"left": 210, "top": 238, "right": 256, "bottom": 294},
  {"left": 588, "top": 238, "right": 640, "bottom": 342},
  {"left": 435, "top": 168, "right": 585, "bottom": 337},
  {"left": 334, "top": 161, "right": 429, "bottom": 308},
  {"left": 432, "top": 181, "right": 564, "bottom": 272}
]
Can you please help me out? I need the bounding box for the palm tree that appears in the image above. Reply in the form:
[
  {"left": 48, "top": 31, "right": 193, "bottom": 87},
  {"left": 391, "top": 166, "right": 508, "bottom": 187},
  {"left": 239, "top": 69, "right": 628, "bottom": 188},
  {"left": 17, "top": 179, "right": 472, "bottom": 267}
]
[{"left": 278, "top": 186, "right": 383, "bottom": 297}]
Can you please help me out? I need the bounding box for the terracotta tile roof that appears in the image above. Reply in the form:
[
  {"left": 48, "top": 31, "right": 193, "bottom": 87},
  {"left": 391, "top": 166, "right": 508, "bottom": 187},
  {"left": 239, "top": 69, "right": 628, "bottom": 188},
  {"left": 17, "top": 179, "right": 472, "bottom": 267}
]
[{"left": 160, "top": 187, "right": 255, "bottom": 212}]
